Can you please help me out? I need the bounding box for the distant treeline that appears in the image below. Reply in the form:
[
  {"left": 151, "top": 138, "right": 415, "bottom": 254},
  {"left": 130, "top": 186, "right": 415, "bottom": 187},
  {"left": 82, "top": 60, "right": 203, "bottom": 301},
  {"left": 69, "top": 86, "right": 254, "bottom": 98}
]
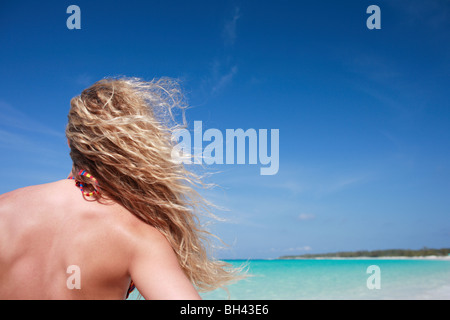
[{"left": 279, "top": 247, "right": 450, "bottom": 259}]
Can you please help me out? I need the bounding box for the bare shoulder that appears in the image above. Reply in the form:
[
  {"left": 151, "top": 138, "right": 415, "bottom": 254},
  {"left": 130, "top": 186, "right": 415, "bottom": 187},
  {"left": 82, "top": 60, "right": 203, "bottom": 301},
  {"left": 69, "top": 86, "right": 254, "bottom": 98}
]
[
  {"left": 129, "top": 218, "right": 167, "bottom": 241},
  {"left": 126, "top": 217, "right": 201, "bottom": 299},
  {"left": 124, "top": 216, "right": 173, "bottom": 258},
  {"left": 0, "top": 183, "right": 43, "bottom": 229},
  {"left": 0, "top": 181, "right": 67, "bottom": 208},
  {"left": 0, "top": 184, "right": 34, "bottom": 206}
]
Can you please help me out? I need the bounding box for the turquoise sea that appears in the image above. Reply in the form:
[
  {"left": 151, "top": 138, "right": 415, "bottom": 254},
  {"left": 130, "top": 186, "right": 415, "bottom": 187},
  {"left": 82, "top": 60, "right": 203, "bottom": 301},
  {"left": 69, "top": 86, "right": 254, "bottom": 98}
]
[{"left": 198, "top": 259, "right": 450, "bottom": 300}]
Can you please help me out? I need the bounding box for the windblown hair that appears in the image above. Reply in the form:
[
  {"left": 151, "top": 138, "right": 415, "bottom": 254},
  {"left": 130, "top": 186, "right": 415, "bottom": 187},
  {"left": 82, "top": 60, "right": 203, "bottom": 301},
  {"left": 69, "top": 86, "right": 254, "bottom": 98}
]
[{"left": 65, "top": 76, "right": 240, "bottom": 292}]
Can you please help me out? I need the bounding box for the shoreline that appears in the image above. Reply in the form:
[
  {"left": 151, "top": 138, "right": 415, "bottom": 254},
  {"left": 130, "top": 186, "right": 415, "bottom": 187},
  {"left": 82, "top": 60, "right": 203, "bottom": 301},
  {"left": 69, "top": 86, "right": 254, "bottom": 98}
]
[{"left": 278, "top": 255, "right": 450, "bottom": 261}]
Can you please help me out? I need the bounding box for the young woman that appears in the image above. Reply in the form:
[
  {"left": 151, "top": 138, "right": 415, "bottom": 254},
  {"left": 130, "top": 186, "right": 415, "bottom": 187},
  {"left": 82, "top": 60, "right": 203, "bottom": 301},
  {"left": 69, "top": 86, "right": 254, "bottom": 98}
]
[{"left": 0, "top": 77, "right": 240, "bottom": 299}]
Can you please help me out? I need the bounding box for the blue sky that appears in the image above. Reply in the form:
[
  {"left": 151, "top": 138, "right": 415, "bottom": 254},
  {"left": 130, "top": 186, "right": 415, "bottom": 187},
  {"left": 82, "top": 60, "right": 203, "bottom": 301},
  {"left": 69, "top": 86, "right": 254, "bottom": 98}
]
[{"left": 1, "top": 0, "right": 449, "bottom": 259}]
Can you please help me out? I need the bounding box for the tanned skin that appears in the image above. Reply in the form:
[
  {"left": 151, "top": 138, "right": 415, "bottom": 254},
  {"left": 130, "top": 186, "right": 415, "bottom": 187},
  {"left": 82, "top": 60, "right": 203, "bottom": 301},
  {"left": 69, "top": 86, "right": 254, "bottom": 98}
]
[{"left": 0, "top": 178, "right": 201, "bottom": 300}]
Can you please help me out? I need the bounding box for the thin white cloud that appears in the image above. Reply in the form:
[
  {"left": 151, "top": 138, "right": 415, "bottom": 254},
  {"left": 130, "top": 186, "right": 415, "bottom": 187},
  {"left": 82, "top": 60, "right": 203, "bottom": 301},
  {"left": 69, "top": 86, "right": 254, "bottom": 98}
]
[
  {"left": 298, "top": 213, "right": 316, "bottom": 221},
  {"left": 212, "top": 162, "right": 372, "bottom": 199},
  {"left": 311, "top": 174, "right": 371, "bottom": 198},
  {"left": 222, "top": 6, "right": 241, "bottom": 47},
  {"left": 388, "top": 0, "right": 449, "bottom": 29},
  {"left": 211, "top": 65, "right": 238, "bottom": 95},
  {"left": 286, "top": 246, "right": 312, "bottom": 252},
  {"left": 74, "top": 73, "right": 94, "bottom": 87},
  {"left": 0, "top": 128, "right": 63, "bottom": 157},
  {"left": 347, "top": 54, "right": 401, "bottom": 84},
  {"left": 0, "top": 100, "right": 64, "bottom": 138},
  {"left": 200, "top": 7, "right": 241, "bottom": 98},
  {"left": 269, "top": 246, "right": 312, "bottom": 253}
]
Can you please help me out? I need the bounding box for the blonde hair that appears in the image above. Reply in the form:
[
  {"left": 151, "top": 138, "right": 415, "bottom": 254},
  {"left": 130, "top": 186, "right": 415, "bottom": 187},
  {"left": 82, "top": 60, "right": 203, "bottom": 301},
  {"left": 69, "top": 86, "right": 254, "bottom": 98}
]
[{"left": 65, "top": 76, "right": 241, "bottom": 292}]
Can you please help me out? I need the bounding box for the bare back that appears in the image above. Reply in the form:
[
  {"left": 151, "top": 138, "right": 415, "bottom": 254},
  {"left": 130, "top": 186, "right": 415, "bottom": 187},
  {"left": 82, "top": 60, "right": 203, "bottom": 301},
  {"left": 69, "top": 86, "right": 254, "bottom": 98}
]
[{"left": 0, "top": 179, "right": 201, "bottom": 300}]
